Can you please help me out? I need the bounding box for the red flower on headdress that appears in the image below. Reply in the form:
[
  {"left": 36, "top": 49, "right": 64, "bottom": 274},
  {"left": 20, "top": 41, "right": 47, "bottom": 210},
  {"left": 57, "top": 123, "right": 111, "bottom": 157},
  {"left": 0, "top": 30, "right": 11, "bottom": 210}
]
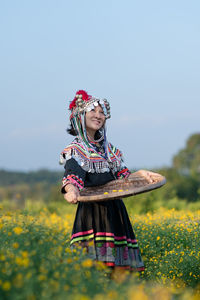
[{"left": 69, "top": 90, "right": 91, "bottom": 110}]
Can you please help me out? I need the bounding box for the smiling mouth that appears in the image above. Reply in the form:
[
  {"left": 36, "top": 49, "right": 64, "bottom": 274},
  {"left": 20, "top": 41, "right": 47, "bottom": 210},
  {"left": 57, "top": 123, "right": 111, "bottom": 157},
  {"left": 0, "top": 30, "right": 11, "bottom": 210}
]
[{"left": 92, "top": 119, "right": 101, "bottom": 124}]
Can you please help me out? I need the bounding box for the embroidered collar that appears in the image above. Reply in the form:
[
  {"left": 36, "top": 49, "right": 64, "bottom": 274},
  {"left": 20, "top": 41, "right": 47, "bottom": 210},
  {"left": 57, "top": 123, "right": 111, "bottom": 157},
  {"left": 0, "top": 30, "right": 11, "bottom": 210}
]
[{"left": 59, "top": 138, "right": 123, "bottom": 173}]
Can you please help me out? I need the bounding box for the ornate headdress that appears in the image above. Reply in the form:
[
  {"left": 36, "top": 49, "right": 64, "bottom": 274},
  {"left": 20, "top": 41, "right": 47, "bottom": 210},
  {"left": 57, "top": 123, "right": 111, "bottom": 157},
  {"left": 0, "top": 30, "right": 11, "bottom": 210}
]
[
  {"left": 68, "top": 90, "right": 111, "bottom": 148},
  {"left": 69, "top": 90, "right": 111, "bottom": 120},
  {"left": 69, "top": 90, "right": 113, "bottom": 159},
  {"left": 60, "top": 90, "right": 121, "bottom": 172}
]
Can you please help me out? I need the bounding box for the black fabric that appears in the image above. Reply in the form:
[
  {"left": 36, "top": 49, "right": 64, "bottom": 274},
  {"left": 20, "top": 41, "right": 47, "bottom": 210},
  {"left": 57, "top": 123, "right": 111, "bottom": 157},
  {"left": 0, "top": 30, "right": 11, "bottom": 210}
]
[
  {"left": 63, "top": 158, "right": 115, "bottom": 189},
  {"left": 73, "top": 199, "right": 135, "bottom": 238},
  {"left": 64, "top": 158, "right": 86, "bottom": 183}
]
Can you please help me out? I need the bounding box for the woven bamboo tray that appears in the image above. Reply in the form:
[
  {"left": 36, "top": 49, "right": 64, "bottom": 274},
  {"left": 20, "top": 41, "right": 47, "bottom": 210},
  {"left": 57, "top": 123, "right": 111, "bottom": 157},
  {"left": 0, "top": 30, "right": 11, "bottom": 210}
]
[{"left": 77, "top": 171, "right": 166, "bottom": 202}]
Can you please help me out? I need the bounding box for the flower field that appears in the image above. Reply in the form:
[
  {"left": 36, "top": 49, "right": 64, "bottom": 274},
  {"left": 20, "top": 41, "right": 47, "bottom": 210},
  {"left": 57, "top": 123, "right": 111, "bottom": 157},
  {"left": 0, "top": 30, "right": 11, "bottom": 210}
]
[{"left": 0, "top": 204, "right": 200, "bottom": 300}]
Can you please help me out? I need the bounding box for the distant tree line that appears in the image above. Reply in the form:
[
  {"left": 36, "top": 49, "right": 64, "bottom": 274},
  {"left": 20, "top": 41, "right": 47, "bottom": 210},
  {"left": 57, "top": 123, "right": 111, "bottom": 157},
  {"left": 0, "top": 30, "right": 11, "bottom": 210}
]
[
  {"left": 0, "top": 133, "right": 200, "bottom": 211},
  {"left": 0, "top": 169, "right": 63, "bottom": 186}
]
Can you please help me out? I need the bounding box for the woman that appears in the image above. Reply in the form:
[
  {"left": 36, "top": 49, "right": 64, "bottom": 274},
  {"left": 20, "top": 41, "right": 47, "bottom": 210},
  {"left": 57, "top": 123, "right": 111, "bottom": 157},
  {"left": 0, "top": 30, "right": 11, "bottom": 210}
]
[{"left": 60, "top": 90, "right": 153, "bottom": 271}]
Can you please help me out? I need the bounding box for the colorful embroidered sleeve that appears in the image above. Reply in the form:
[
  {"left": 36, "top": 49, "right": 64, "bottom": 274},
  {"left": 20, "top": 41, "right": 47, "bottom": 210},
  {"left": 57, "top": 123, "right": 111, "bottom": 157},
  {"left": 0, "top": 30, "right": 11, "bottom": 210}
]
[
  {"left": 115, "top": 166, "right": 131, "bottom": 179},
  {"left": 61, "top": 158, "right": 86, "bottom": 193}
]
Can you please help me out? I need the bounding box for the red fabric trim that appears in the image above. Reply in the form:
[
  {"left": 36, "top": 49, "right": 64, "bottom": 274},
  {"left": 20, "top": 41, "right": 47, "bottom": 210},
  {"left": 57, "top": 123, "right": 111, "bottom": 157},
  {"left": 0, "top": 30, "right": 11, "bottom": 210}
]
[
  {"left": 66, "top": 174, "right": 84, "bottom": 186},
  {"left": 117, "top": 168, "right": 131, "bottom": 179},
  {"left": 103, "top": 262, "right": 145, "bottom": 271},
  {"left": 118, "top": 168, "right": 129, "bottom": 176},
  {"left": 104, "top": 262, "right": 115, "bottom": 267},
  {"left": 62, "top": 174, "right": 84, "bottom": 191}
]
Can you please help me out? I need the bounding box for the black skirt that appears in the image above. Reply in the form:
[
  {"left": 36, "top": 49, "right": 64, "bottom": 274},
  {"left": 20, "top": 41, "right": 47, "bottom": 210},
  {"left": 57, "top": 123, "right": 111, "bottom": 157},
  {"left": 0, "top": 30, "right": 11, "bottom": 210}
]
[{"left": 70, "top": 199, "right": 145, "bottom": 271}]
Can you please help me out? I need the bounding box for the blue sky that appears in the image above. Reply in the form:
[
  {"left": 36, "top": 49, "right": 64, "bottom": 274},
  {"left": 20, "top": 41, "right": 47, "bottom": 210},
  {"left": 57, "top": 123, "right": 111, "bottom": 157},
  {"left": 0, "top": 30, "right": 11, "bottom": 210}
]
[{"left": 0, "top": 0, "right": 200, "bottom": 171}]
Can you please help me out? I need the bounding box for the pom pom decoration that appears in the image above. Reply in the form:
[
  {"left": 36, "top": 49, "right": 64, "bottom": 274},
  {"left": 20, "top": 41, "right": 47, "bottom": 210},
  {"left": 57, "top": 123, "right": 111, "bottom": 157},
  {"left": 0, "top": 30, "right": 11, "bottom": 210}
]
[{"left": 69, "top": 90, "right": 91, "bottom": 110}]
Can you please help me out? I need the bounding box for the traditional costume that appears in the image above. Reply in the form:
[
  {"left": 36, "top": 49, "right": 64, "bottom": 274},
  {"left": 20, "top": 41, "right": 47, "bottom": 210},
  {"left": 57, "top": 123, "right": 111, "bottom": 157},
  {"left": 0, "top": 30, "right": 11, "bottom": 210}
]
[{"left": 60, "top": 90, "right": 145, "bottom": 271}]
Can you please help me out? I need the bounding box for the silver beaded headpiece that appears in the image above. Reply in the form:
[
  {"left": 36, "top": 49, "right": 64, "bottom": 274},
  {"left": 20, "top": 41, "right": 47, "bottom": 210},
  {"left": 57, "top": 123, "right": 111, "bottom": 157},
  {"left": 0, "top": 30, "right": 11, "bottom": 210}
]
[{"left": 71, "top": 93, "right": 111, "bottom": 120}]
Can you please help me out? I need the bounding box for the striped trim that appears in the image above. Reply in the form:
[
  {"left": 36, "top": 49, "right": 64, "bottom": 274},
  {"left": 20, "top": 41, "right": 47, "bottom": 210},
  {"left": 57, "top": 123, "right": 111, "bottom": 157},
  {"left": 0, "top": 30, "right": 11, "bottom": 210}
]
[
  {"left": 71, "top": 234, "right": 94, "bottom": 244},
  {"left": 71, "top": 229, "right": 93, "bottom": 239},
  {"left": 95, "top": 232, "right": 137, "bottom": 243},
  {"left": 117, "top": 168, "right": 131, "bottom": 179},
  {"left": 62, "top": 174, "right": 84, "bottom": 191},
  {"left": 70, "top": 230, "right": 138, "bottom": 248}
]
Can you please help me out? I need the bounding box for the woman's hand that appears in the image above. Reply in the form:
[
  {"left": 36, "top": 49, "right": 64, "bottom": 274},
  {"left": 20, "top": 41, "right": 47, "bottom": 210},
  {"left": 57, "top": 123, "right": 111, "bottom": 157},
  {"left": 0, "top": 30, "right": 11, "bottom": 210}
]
[
  {"left": 63, "top": 184, "right": 80, "bottom": 204},
  {"left": 134, "top": 170, "right": 156, "bottom": 184}
]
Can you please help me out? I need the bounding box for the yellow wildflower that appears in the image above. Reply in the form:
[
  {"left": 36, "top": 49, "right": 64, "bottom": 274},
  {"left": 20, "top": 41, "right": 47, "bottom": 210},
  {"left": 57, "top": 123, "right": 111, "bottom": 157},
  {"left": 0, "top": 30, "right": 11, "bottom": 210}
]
[
  {"left": 38, "top": 274, "right": 47, "bottom": 281},
  {"left": 0, "top": 254, "right": 6, "bottom": 261},
  {"left": 2, "top": 281, "right": 11, "bottom": 291},
  {"left": 79, "top": 296, "right": 91, "bottom": 300},
  {"left": 21, "top": 251, "right": 28, "bottom": 258},
  {"left": 13, "top": 242, "right": 19, "bottom": 249},
  {"left": 13, "top": 227, "right": 23, "bottom": 235},
  {"left": 82, "top": 258, "right": 93, "bottom": 268}
]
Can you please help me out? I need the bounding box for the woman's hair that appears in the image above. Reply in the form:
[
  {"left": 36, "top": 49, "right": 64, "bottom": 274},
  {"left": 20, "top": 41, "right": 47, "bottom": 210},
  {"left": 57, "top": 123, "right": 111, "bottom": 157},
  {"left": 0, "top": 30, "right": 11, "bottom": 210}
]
[{"left": 66, "top": 122, "right": 77, "bottom": 136}]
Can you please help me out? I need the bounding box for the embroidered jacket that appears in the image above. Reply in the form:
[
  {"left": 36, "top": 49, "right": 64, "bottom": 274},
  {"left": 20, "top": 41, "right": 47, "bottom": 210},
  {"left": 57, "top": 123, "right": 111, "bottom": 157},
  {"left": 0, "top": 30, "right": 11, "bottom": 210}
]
[{"left": 60, "top": 138, "right": 131, "bottom": 192}]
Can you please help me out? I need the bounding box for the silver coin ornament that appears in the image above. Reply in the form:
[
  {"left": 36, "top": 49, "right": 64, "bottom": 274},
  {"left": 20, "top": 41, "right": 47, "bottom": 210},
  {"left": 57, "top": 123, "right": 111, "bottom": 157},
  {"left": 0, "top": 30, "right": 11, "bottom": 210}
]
[{"left": 72, "top": 96, "right": 111, "bottom": 119}]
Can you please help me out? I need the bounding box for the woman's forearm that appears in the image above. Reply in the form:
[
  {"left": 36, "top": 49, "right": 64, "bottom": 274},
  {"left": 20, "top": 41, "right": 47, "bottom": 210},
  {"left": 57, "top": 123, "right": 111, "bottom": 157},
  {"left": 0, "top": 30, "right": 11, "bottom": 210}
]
[{"left": 64, "top": 183, "right": 79, "bottom": 193}]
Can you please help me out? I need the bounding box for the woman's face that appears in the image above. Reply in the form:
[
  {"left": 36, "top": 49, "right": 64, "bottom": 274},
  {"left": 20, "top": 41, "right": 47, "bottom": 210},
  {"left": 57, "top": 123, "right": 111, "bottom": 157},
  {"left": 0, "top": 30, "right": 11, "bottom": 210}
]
[{"left": 85, "top": 104, "right": 106, "bottom": 134}]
